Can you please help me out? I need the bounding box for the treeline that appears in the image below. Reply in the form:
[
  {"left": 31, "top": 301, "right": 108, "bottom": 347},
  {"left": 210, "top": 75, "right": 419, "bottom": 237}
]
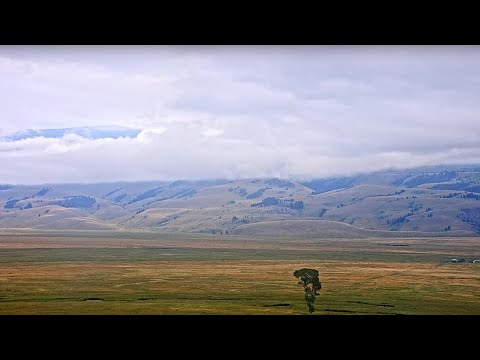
[
  {"left": 402, "top": 171, "right": 456, "bottom": 187},
  {"left": 127, "top": 187, "right": 163, "bottom": 204},
  {"left": 264, "top": 178, "right": 294, "bottom": 189},
  {"left": 246, "top": 187, "right": 269, "bottom": 199},
  {"left": 432, "top": 182, "right": 480, "bottom": 193},
  {"left": 58, "top": 195, "right": 96, "bottom": 209},
  {"left": 251, "top": 197, "right": 304, "bottom": 210}
]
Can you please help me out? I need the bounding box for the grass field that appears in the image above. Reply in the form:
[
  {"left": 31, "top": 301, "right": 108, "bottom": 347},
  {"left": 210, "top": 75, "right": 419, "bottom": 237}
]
[{"left": 0, "top": 230, "right": 479, "bottom": 314}]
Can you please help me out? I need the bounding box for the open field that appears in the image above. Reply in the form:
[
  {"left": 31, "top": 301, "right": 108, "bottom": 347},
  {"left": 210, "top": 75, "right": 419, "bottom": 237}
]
[{"left": 0, "top": 231, "right": 479, "bottom": 314}]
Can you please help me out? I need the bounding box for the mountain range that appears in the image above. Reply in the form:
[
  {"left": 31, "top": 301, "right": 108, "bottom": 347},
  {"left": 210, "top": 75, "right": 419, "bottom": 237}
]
[{"left": 2, "top": 165, "right": 480, "bottom": 237}]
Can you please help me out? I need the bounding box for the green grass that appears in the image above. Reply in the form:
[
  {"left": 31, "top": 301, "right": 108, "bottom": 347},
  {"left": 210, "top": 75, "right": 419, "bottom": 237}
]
[{"left": 0, "top": 232, "right": 479, "bottom": 314}]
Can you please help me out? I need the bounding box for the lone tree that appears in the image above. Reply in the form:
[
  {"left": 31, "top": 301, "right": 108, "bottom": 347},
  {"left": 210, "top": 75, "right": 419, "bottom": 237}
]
[{"left": 294, "top": 268, "right": 321, "bottom": 314}]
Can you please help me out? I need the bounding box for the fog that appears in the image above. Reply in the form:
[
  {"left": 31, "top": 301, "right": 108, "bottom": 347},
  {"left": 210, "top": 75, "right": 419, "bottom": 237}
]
[{"left": 1, "top": 46, "right": 479, "bottom": 184}]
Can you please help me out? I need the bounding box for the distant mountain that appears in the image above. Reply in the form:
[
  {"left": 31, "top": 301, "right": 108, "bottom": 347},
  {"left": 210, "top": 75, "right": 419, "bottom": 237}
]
[
  {"left": 1, "top": 166, "right": 480, "bottom": 236},
  {"left": 1, "top": 126, "right": 141, "bottom": 141}
]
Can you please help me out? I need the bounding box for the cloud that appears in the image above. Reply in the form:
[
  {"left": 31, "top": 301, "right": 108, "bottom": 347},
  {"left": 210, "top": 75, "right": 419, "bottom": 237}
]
[
  {"left": 1, "top": 46, "right": 480, "bottom": 184},
  {"left": 203, "top": 128, "right": 223, "bottom": 137}
]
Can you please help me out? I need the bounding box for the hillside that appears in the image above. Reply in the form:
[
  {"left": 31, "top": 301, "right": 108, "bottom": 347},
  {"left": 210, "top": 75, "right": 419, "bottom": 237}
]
[{"left": 2, "top": 165, "right": 480, "bottom": 237}]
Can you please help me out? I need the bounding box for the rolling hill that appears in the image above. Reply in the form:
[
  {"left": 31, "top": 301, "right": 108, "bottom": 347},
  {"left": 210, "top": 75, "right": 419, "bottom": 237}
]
[{"left": 2, "top": 165, "right": 480, "bottom": 237}]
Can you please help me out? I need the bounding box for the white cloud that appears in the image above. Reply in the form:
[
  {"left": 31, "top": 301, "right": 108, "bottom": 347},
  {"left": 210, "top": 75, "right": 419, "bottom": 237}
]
[
  {"left": 136, "top": 127, "right": 167, "bottom": 144},
  {"left": 203, "top": 128, "right": 223, "bottom": 137},
  {"left": 1, "top": 46, "right": 480, "bottom": 184}
]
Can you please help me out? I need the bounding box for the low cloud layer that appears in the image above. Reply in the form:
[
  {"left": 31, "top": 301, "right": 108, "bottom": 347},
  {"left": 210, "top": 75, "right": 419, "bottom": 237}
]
[{"left": 1, "top": 46, "right": 480, "bottom": 184}]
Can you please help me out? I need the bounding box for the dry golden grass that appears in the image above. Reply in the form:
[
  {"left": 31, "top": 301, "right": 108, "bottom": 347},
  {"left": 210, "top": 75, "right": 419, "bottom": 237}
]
[{"left": 0, "top": 233, "right": 479, "bottom": 314}]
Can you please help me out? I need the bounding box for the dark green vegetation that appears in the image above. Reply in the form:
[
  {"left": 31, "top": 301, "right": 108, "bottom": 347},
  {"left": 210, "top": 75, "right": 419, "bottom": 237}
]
[
  {"left": 4, "top": 199, "right": 19, "bottom": 209},
  {"left": 0, "top": 230, "right": 479, "bottom": 314},
  {"left": 36, "top": 187, "right": 50, "bottom": 196},
  {"left": 127, "top": 187, "right": 163, "bottom": 205},
  {"left": 58, "top": 195, "right": 96, "bottom": 209},
  {"left": 251, "top": 197, "right": 304, "bottom": 210},
  {"left": 302, "top": 177, "right": 357, "bottom": 194},
  {"left": 294, "top": 268, "right": 321, "bottom": 314},
  {"left": 264, "top": 179, "right": 294, "bottom": 189},
  {"left": 246, "top": 187, "right": 270, "bottom": 199}
]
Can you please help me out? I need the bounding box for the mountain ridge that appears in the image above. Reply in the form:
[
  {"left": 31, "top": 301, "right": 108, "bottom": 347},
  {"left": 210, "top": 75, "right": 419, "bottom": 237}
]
[{"left": 2, "top": 165, "right": 480, "bottom": 237}]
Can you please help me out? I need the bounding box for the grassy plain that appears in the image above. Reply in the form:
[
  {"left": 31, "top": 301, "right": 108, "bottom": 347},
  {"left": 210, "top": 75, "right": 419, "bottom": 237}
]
[{"left": 0, "top": 230, "right": 479, "bottom": 314}]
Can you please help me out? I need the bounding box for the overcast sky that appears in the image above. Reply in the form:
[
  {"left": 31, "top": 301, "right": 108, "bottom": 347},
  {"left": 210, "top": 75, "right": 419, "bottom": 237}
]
[{"left": 1, "top": 46, "right": 479, "bottom": 184}]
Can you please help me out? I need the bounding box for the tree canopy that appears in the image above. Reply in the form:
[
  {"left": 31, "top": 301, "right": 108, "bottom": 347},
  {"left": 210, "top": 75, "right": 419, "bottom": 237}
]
[{"left": 294, "top": 268, "right": 321, "bottom": 314}]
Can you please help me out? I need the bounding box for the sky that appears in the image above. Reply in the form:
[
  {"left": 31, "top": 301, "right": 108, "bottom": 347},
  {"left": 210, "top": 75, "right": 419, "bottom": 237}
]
[{"left": 0, "top": 45, "right": 479, "bottom": 184}]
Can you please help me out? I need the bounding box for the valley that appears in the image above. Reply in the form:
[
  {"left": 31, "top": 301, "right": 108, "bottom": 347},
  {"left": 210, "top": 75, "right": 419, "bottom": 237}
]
[{"left": 0, "top": 231, "right": 479, "bottom": 314}]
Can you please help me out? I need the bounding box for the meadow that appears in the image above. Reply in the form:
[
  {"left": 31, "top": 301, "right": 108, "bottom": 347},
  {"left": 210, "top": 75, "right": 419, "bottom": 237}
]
[{"left": 0, "top": 230, "right": 479, "bottom": 314}]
